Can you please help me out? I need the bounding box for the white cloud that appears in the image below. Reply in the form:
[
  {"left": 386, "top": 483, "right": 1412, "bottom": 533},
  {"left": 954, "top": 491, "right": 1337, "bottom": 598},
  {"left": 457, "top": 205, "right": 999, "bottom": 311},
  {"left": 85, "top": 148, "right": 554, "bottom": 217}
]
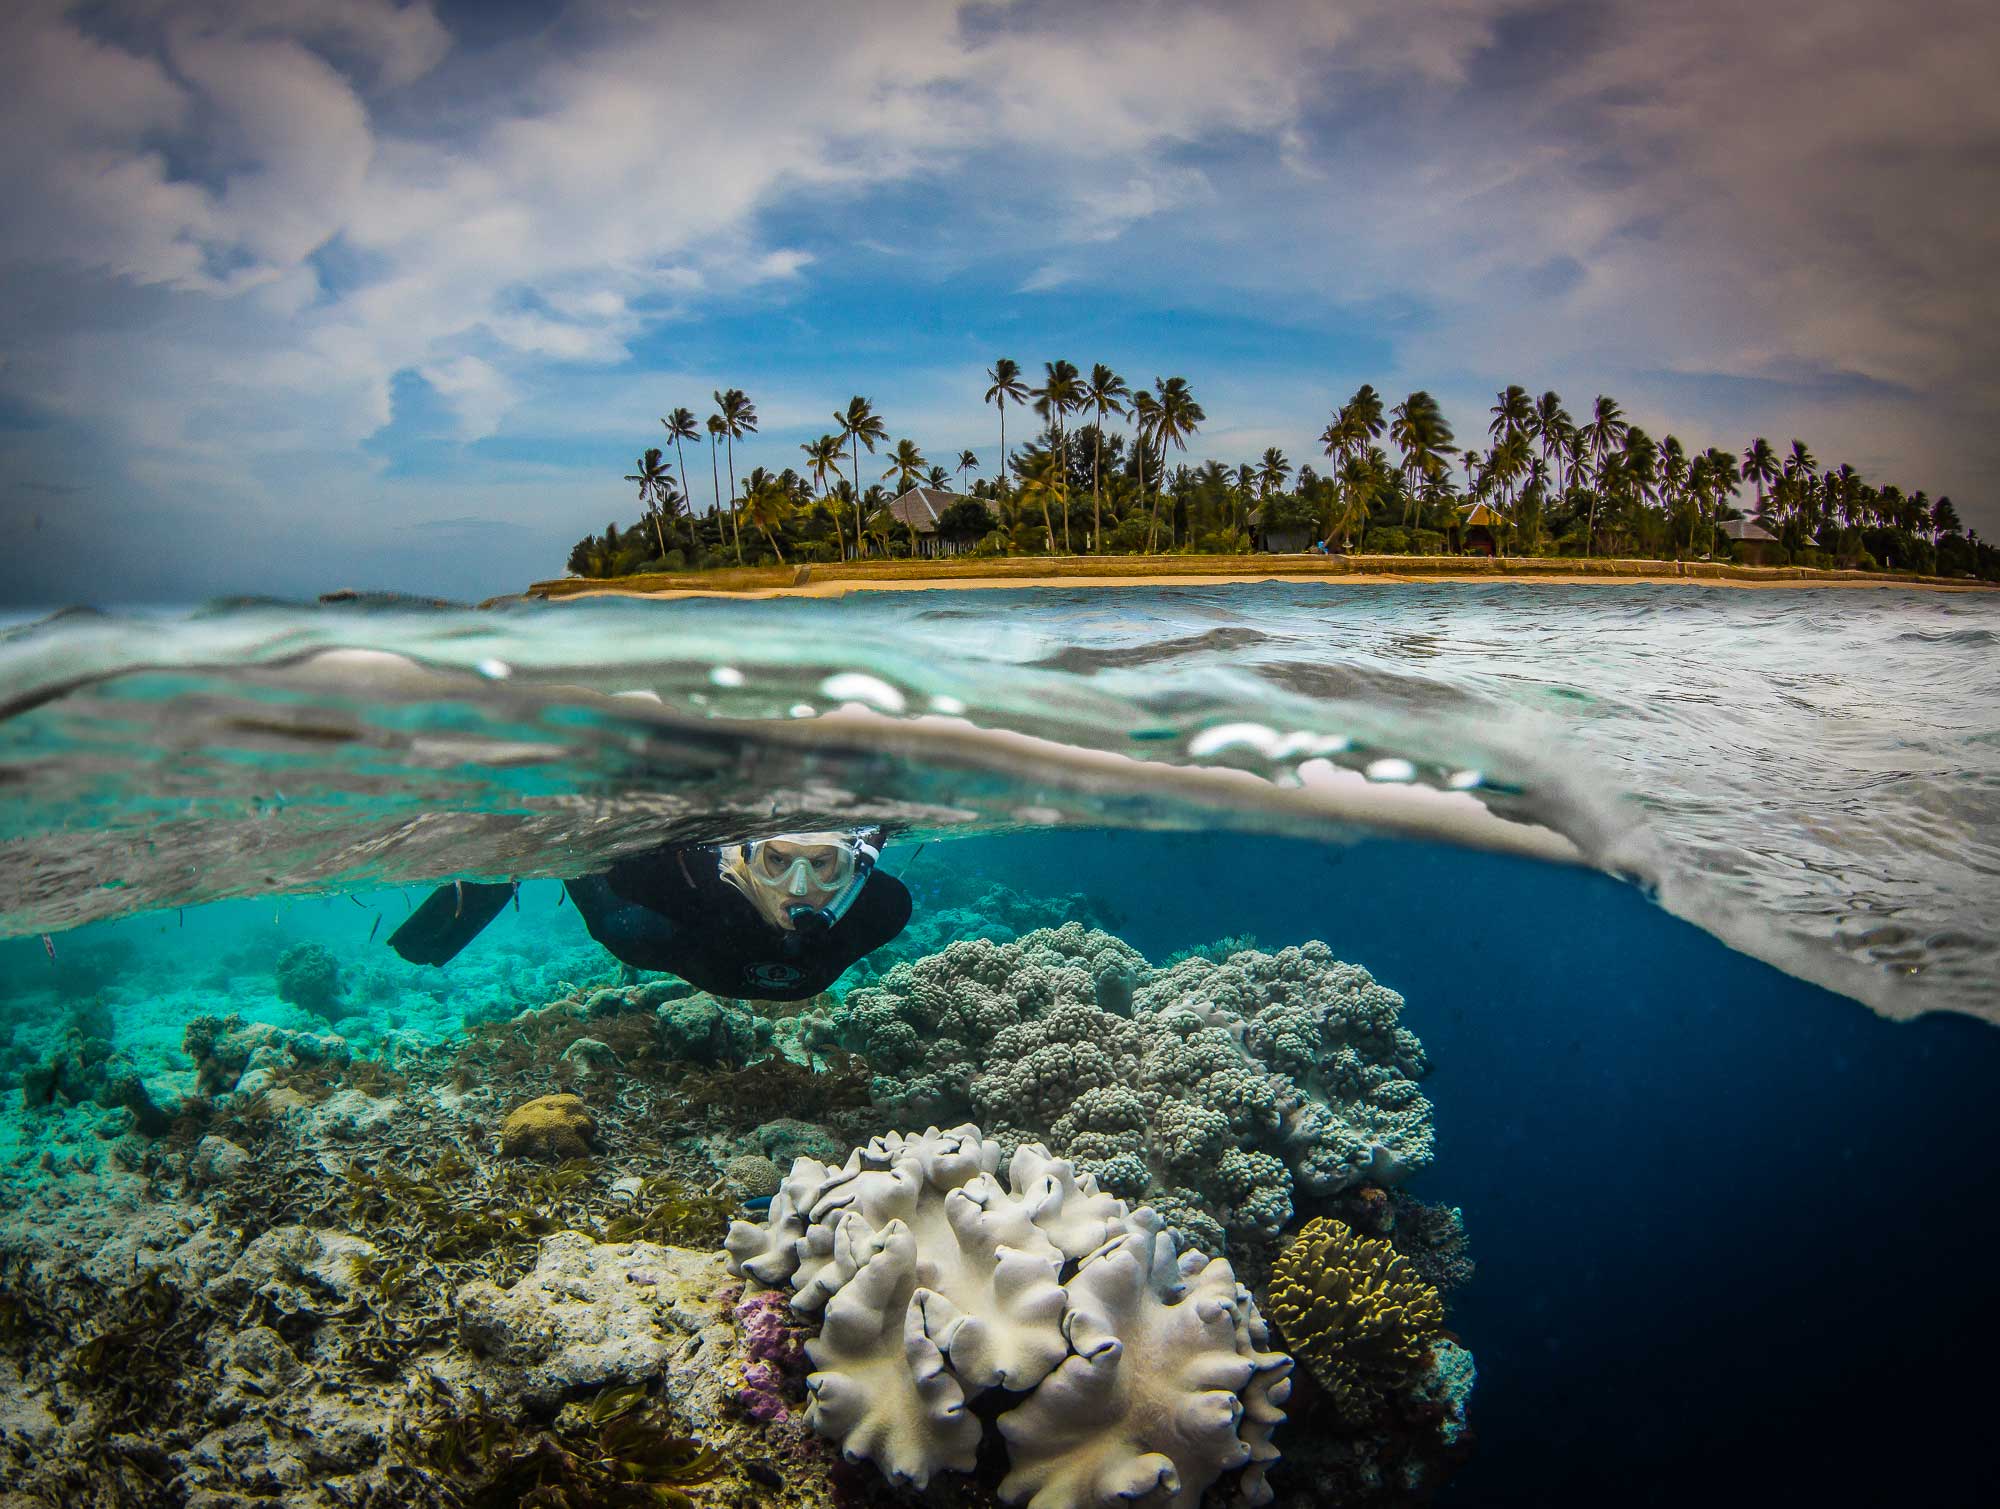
[{"left": 3, "top": 0, "right": 1997, "bottom": 605}]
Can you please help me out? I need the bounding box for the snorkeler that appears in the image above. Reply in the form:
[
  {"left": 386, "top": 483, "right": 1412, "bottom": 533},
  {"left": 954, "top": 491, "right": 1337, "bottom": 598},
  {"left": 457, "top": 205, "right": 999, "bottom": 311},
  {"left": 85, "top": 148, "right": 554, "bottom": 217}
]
[{"left": 386, "top": 828, "right": 910, "bottom": 1002}]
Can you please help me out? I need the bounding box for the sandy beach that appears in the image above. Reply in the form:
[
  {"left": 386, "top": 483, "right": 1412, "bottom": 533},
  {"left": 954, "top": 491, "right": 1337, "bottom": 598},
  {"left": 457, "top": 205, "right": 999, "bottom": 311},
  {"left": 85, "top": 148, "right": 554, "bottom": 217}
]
[{"left": 525, "top": 554, "right": 1995, "bottom": 602}]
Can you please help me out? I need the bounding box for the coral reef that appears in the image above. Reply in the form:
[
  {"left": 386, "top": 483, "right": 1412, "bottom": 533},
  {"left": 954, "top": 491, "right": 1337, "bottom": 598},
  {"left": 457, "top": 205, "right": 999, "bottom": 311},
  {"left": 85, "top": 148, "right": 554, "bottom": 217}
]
[
  {"left": 824, "top": 926, "right": 1433, "bottom": 1251},
  {"left": 19, "top": 1021, "right": 174, "bottom": 1135},
  {"left": 1263, "top": 1217, "right": 1444, "bottom": 1425},
  {"left": 183, "top": 1013, "right": 350, "bottom": 1099},
  {"left": 724, "top": 1122, "right": 1292, "bottom": 1505},
  {"left": 498, "top": 1093, "right": 596, "bottom": 1160},
  {"left": 274, "top": 942, "right": 343, "bottom": 1016}
]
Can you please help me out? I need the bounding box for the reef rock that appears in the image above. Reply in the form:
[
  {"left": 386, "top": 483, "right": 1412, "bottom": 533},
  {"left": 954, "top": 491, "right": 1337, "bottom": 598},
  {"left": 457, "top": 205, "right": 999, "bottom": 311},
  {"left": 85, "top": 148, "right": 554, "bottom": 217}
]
[
  {"left": 725, "top": 1122, "right": 1292, "bottom": 1506},
  {"left": 825, "top": 927, "right": 1434, "bottom": 1252},
  {"left": 205, "top": 1225, "right": 379, "bottom": 1318},
  {"left": 453, "top": 1232, "right": 732, "bottom": 1407}
]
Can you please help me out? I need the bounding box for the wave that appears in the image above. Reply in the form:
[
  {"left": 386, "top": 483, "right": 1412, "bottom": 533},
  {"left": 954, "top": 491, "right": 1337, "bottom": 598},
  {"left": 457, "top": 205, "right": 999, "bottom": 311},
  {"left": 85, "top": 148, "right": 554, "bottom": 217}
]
[{"left": 1, "top": 584, "right": 1995, "bottom": 1023}]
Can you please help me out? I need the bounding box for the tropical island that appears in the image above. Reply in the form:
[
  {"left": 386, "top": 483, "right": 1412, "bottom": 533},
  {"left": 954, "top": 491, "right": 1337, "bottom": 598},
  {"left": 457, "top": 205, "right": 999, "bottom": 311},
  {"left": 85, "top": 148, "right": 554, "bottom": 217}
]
[{"left": 547, "top": 363, "right": 2000, "bottom": 593}]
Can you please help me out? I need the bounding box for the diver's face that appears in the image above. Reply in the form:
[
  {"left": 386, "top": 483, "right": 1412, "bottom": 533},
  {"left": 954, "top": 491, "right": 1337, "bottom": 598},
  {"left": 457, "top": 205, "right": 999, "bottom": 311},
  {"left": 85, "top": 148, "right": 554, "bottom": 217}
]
[{"left": 733, "top": 832, "right": 858, "bottom": 930}]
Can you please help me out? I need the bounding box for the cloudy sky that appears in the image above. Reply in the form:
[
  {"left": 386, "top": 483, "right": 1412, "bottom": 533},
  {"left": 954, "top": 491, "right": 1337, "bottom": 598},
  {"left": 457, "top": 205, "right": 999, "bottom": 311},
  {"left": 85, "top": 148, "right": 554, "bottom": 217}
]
[{"left": 2, "top": 0, "right": 1994, "bottom": 604}]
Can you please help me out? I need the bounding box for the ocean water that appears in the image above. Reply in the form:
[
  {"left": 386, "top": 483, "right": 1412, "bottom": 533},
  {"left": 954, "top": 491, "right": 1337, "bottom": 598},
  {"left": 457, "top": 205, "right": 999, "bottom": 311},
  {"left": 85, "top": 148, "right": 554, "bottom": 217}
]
[{"left": 1, "top": 583, "right": 1996, "bottom": 1507}]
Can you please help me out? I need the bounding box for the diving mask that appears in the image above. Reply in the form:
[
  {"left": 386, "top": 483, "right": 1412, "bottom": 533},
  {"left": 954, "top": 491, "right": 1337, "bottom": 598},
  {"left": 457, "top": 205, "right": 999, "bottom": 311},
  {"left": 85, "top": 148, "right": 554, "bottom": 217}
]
[{"left": 716, "top": 829, "right": 879, "bottom": 933}]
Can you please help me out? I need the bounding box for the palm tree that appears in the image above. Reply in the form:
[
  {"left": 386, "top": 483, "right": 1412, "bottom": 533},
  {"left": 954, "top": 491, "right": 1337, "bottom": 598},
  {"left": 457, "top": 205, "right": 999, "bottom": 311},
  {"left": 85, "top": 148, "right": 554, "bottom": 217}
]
[
  {"left": 660, "top": 407, "right": 700, "bottom": 517},
  {"left": 836, "top": 396, "right": 888, "bottom": 555},
  {"left": 925, "top": 463, "right": 951, "bottom": 490},
  {"left": 1081, "top": 363, "right": 1131, "bottom": 552},
  {"left": 1147, "top": 376, "right": 1204, "bottom": 550},
  {"left": 1031, "top": 360, "right": 1083, "bottom": 551},
  {"left": 882, "top": 438, "right": 927, "bottom": 492},
  {"left": 1015, "top": 446, "right": 1064, "bottom": 554},
  {"left": 1257, "top": 447, "right": 1292, "bottom": 499},
  {"left": 739, "top": 475, "right": 794, "bottom": 563},
  {"left": 623, "top": 446, "right": 675, "bottom": 558},
  {"left": 1785, "top": 439, "right": 1817, "bottom": 486},
  {"left": 984, "top": 359, "right": 1027, "bottom": 498},
  {"left": 1489, "top": 384, "right": 1532, "bottom": 443},
  {"left": 1740, "top": 437, "right": 1779, "bottom": 518},
  {"left": 1389, "top": 391, "right": 1455, "bottom": 527},
  {"left": 1129, "top": 388, "right": 1159, "bottom": 538},
  {"left": 1581, "top": 396, "right": 1628, "bottom": 554},
  {"left": 800, "top": 433, "right": 843, "bottom": 498},
  {"left": 705, "top": 413, "right": 726, "bottom": 521},
  {"left": 1660, "top": 435, "right": 1689, "bottom": 549},
  {"left": 713, "top": 388, "right": 758, "bottom": 563},
  {"left": 956, "top": 449, "right": 980, "bottom": 490}
]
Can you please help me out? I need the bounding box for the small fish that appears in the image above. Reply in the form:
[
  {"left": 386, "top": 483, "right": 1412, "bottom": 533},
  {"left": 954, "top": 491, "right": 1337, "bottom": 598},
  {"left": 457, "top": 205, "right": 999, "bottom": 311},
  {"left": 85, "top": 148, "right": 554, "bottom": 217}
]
[
  {"left": 511, "top": 880, "right": 521, "bottom": 913},
  {"left": 453, "top": 879, "right": 465, "bottom": 919},
  {"left": 178, "top": 908, "right": 184, "bottom": 928},
  {"left": 368, "top": 914, "right": 382, "bottom": 944},
  {"left": 42, "top": 934, "right": 56, "bottom": 964},
  {"left": 348, "top": 894, "right": 367, "bottom": 909},
  {"left": 557, "top": 887, "right": 567, "bottom": 909},
  {"left": 741, "top": 1194, "right": 775, "bottom": 1214}
]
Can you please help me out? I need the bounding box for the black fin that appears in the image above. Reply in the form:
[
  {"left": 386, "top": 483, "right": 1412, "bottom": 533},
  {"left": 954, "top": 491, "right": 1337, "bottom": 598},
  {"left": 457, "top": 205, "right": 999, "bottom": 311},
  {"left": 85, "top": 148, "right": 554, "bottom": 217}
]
[{"left": 387, "top": 881, "right": 514, "bottom": 966}]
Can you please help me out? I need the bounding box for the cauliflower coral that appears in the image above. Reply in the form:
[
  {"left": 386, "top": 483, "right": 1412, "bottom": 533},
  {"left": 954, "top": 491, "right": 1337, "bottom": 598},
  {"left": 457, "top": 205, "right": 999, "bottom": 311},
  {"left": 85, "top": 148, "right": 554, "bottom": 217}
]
[{"left": 823, "top": 926, "right": 1434, "bottom": 1253}]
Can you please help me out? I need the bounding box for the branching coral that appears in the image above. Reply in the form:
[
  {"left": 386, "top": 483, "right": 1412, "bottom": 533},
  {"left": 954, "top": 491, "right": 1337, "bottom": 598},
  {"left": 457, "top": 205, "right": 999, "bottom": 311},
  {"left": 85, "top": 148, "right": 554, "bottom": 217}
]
[
  {"left": 824, "top": 926, "right": 1433, "bottom": 1252},
  {"left": 724, "top": 1123, "right": 1291, "bottom": 1506},
  {"left": 1263, "top": 1217, "right": 1444, "bottom": 1424}
]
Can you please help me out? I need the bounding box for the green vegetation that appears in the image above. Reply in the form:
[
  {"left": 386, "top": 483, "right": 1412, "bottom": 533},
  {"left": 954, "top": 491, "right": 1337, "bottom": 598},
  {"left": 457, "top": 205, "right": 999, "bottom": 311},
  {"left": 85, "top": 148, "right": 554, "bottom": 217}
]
[{"left": 565, "top": 368, "right": 1999, "bottom": 582}]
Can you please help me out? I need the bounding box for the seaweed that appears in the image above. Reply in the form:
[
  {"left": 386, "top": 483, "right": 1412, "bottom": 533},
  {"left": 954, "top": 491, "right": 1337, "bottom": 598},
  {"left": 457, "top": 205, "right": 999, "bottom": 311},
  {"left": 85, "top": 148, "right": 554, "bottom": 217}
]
[{"left": 399, "top": 1383, "right": 723, "bottom": 1509}]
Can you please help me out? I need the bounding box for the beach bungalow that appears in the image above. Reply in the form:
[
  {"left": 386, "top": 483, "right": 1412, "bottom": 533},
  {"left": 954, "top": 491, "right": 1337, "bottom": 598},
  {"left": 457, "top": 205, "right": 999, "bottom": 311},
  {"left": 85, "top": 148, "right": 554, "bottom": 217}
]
[
  {"left": 886, "top": 487, "right": 991, "bottom": 558},
  {"left": 1453, "top": 501, "right": 1505, "bottom": 557},
  {"left": 1719, "top": 516, "right": 1782, "bottom": 565}
]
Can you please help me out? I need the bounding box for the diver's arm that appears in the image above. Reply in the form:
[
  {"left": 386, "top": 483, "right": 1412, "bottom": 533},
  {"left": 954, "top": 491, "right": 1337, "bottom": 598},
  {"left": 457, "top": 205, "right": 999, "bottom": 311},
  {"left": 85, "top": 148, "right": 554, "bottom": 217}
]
[{"left": 387, "top": 881, "right": 515, "bottom": 966}]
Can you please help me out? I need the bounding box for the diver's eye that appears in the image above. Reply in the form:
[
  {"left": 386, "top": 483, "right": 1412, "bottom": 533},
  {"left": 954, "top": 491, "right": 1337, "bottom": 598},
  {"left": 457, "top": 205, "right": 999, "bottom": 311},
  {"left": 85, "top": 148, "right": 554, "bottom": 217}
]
[
  {"left": 811, "top": 851, "right": 844, "bottom": 883},
  {"left": 755, "top": 846, "right": 790, "bottom": 879}
]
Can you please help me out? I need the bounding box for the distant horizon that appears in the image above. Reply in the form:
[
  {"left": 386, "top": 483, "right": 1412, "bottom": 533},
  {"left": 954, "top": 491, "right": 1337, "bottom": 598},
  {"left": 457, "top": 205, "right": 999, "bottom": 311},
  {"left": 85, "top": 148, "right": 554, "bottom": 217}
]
[{"left": 3, "top": 0, "right": 1995, "bottom": 606}]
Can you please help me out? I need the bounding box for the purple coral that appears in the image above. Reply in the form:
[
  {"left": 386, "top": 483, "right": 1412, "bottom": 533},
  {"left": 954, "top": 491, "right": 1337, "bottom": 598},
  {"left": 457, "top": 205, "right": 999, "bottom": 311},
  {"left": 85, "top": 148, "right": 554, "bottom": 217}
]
[{"left": 735, "top": 1289, "right": 808, "bottom": 1424}]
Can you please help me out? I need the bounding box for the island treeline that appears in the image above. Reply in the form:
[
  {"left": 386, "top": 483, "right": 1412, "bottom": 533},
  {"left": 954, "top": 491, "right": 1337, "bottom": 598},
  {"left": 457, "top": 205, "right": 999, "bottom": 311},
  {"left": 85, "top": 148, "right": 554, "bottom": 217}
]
[{"left": 568, "top": 369, "right": 1997, "bottom": 581}]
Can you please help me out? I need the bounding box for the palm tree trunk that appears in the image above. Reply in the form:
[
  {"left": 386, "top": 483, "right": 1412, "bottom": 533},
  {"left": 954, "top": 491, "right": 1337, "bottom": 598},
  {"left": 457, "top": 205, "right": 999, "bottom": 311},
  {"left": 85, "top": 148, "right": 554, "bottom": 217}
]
[
  {"left": 998, "top": 403, "right": 1006, "bottom": 502},
  {"left": 764, "top": 526, "right": 785, "bottom": 563},
  {"left": 1092, "top": 427, "right": 1102, "bottom": 553},
  {"left": 725, "top": 434, "right": 742, "bottom": 564},
  {"left": 650, "top": 504, "right": 666, "bottom": 559},
  {"left": 852, "top": 435, "right": 863, "bottom": 559},
  {"left": 672, "top": 438, "right": 691, "bottom": 547},
  {"left": 1136, "top": 442, "right": 1149, "bottom": 553},
  {"left": 1059, "top": 424, "right": 1072, "bottom": 552},
  {"left": 709, "top": 438, "right": 721, "bottom": 518}
]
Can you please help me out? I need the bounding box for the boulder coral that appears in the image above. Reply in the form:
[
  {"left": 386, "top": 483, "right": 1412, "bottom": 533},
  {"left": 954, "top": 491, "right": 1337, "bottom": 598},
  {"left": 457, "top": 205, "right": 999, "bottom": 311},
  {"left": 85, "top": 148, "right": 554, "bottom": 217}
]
[
  {"left": 1263, "top": 1216, "right": 1444, "bottom": 1423},
  {"left": 497, "top": 1093, "right": 596, "bottom": 1161},
  {"left": 724, "top": 1122, "right": 1292, "bottom": 1507},
  {"left": 823, "top": 925, "right": 1433, "bottom": 1252}
]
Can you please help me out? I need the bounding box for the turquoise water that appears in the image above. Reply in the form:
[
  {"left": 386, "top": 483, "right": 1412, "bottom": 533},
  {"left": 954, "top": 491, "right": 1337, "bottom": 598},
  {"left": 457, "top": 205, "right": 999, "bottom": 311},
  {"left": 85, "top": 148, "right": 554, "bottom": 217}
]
[{"left": 1, "top": 584, "right": 1996, "bottom": 1507}]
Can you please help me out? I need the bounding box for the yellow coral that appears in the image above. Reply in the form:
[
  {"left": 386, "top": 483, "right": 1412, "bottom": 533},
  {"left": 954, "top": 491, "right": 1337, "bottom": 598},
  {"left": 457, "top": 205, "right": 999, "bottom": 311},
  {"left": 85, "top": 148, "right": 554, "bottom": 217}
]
[
  {"left": 1264, "top": 1216, "right": 1443, "bottom": 1421},
  {"left": 498, "top": 1093, "right": 596, "bottom": 1161}
]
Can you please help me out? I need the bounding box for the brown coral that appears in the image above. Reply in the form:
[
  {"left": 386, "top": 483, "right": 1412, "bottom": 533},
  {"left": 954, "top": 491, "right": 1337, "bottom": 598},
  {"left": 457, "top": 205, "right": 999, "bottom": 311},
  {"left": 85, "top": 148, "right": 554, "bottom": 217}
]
[
  {"left": 1264, "top": 1216, "right": 1444, "bottom": 1422},
  {"left": 498, "top": 1094, "right": 596, "bottom": 1161}
]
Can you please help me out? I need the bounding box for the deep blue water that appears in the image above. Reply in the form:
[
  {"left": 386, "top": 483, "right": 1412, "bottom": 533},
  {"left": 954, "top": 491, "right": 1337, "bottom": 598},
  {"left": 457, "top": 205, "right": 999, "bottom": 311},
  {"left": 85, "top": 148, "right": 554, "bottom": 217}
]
[{"left": 958, "top": 829, "right": 2000, "bottom": 1505}]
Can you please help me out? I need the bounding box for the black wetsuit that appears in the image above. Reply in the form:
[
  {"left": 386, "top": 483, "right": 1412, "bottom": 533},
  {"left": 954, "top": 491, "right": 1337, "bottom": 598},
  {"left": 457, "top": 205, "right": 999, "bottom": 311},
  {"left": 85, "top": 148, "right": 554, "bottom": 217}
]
[{"left": 387, "top": 842, "right": 910, "bottom": 1002}]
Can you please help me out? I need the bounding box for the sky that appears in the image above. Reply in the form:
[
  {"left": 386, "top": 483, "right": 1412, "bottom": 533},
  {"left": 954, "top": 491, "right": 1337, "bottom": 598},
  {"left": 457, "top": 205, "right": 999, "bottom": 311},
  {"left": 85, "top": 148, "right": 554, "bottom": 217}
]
[{"left": 1, "top": 0, "right": 1995, "bottom": 605}]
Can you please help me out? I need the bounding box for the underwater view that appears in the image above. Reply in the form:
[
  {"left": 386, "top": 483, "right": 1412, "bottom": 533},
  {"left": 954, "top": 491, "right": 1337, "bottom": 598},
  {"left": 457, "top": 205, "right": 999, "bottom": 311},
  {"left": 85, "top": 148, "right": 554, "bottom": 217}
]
[{"left": 1, "top": 583, "right": 1996, "bottom": 1508}]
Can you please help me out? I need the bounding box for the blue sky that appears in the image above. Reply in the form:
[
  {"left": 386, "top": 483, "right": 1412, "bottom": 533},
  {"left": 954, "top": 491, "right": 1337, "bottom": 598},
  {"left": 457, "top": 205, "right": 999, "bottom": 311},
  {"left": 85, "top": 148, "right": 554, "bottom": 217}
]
[{"left": 2, "top": 0, "right": 1995, "bottom": 604}]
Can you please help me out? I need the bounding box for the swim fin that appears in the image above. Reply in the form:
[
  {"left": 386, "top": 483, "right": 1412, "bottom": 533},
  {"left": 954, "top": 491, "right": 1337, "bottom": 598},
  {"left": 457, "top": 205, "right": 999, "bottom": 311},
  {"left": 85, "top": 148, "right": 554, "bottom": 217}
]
[{"left": 387, "top": 880, "right": 515, "bottom": 966}]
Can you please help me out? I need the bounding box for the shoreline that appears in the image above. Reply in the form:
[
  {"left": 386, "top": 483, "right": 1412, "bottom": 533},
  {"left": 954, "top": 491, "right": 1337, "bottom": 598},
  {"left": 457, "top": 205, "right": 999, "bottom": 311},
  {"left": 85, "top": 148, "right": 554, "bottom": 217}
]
[{"left": 523, "top": 554, "right": 1996, "bottom": 601}]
